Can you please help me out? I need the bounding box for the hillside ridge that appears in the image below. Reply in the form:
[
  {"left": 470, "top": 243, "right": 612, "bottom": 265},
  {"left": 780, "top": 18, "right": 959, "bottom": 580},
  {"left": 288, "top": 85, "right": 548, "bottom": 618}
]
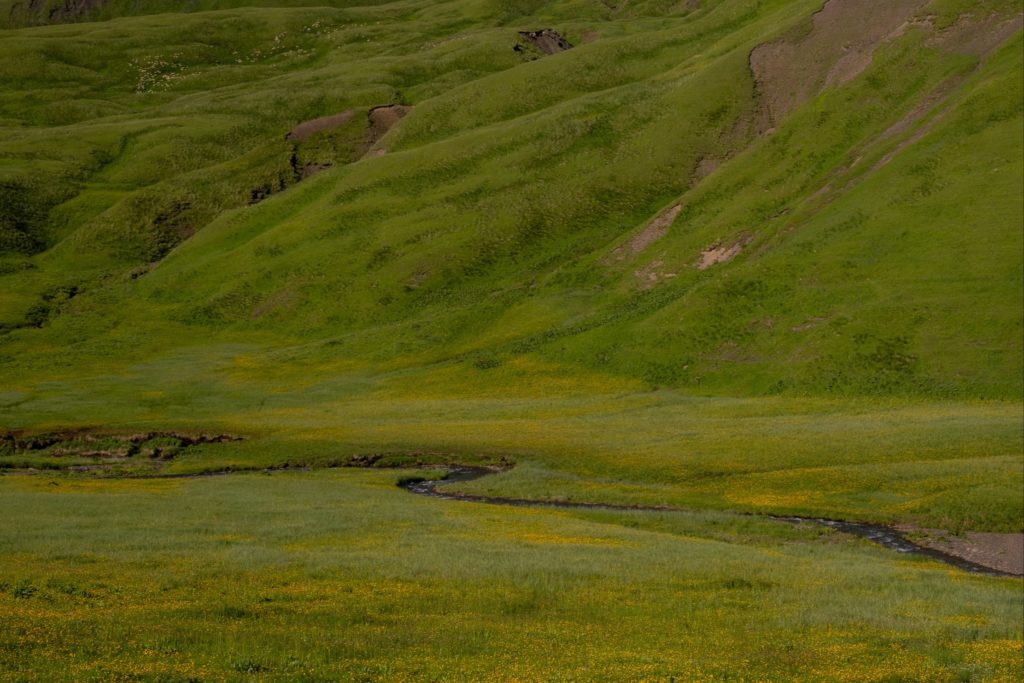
[{"left": 0, "top": 0, "right": 1021, "bottom": 404}]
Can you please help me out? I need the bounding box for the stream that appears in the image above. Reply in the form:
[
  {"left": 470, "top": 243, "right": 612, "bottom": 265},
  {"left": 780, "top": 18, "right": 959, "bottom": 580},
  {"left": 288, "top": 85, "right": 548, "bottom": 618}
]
[
  {"left": 11, "top": 460, "right": 1017, "bottom": 577},
  {"left": 400, "top": 466, "right": 1019, "bottom": 578}
]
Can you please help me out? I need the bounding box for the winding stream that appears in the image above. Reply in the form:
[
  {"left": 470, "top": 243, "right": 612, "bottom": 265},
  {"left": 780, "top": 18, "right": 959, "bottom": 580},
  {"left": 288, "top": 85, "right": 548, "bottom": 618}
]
[
  {"left": 401, "top": 466, "right": 1020, "bottom": 578},
  {"left": 10, "top": 460, "right": 1017, "bottom": 577}
]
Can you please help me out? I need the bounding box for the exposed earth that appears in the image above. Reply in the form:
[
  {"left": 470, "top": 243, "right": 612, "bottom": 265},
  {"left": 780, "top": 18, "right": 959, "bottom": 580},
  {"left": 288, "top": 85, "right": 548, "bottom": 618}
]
[{"left": 899, "top": 526, "right": 1024, "bottom": 576}]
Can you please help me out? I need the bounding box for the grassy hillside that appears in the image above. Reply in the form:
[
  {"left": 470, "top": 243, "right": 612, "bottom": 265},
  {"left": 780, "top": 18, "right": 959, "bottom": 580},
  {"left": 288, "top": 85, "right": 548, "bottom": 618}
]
[
  {"left": 1, "top": 0, "right": 1021, "bottom": 399},
  {"left": 0, "top": 0, "right": 398, "bottom": 27},
  {"left": 0, "top": 0, "right": 1020, "bottom": 503},
  {"left": 0, "top": 1, "right": 1022, "bottom": 679},
  {"left": 0, "top": 0, "right": 1021, "bottom": 518}
]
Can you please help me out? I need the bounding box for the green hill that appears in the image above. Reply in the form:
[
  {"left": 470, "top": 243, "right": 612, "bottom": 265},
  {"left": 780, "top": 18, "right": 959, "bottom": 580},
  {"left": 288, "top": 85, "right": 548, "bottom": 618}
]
[
  {"left": 2, "top": 0, "right": 1021, "bottom": 397},
  {"left": 1, "top": 2, "right": 1023, "bottom": 680},
  {"left": 0, "top": 0, "right": 1021, "bottom": 528}
]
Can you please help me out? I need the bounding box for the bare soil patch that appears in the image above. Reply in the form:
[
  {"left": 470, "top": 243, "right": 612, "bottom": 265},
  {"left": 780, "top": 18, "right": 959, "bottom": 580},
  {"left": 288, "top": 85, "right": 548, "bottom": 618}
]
[
  {"left": 837, "top": 11, "right": 1022, "bottom": 180},
  {"left": 367, "top": 104, "right": 412, "bottom": 145},
  {"left": 694, "top": 156, "right": 721, "bottom": 180},
  {"left": 285, "top": 110, "right": 357, "bottom": 143},
  {"left": 608, "top": 204, "right": 682, "bottom": 262},
  {"left": 898, "top": 526, "right": 1024, "bottom": 576},
  {"left": 253, "top": 105, "right": 412, "bottom": 203},
  {"left": 633, "top": 258, "right": 677, "bottom": 290},
  {"left": 295, "top": 162, "right": 331, "bottom": 180},
  {"left": 516, "top": 29, "right": 573, "bottom": 55},
  {"left": 697, "top": 234, "right": 750, "bottom": 269},
  {"left": 0, "top": 429, "right": 242, "bottom": 465},
  {"left": 927, "top": 11, "right": 1024, "bottom": 58},
  {"left": 749, "top": 0, "right": 927, "bottom": 130}
]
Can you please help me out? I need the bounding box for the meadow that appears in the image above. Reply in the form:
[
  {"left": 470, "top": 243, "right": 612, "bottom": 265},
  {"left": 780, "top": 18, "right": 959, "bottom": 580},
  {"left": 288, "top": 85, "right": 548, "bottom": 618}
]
[
  {"left": 1, "top": 468, "right": 1022, "bottom": 682},
  {"left": 0, "top": 0, "right": 1022, "bottom": 679}
]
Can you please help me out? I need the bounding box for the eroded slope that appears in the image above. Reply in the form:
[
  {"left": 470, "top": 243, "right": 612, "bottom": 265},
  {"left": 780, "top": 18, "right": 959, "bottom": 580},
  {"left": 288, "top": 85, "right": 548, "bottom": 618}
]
[{"left": 0, "top": 0, "right": 1020, "bottom": 403}]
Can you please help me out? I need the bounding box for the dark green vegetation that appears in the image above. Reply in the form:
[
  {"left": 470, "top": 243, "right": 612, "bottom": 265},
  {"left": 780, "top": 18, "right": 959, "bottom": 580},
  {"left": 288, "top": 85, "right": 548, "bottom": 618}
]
[{"left": 0, "top": 0, "right": 1022, "bottom": 679}]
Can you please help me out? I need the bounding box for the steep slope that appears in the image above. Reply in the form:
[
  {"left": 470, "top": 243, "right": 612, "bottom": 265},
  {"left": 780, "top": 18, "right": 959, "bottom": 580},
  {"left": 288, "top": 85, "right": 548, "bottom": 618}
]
[
  {"left": 1, "top": 0, "right": 398, "bottom": 27},
  {"left": 1, "top": 0, "right": 1019, "bottom": 402},
  {"left": 2, "top": 7, "right": 1022, "bottom": 679},
  {"left": 0, "top": 0, "right": 1021, "bottom": 538}
]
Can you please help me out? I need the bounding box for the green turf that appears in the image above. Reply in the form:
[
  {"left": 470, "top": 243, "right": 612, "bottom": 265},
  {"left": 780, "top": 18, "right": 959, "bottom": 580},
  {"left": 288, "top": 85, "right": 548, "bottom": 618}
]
[
  {"left": 1, "top": 468, "right": 1021, "bottom": 682},
  {"left": 0, "top": 0, "right": 1021, "bottom": 679},
  {"left": 1, "top": 0, "right": 1020, "bottom": 398}
]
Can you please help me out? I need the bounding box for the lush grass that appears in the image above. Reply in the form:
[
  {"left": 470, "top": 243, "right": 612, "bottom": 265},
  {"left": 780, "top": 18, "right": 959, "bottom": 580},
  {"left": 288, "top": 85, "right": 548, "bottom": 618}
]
[
  {"left": 0, "top": 0, "right": 1020, "bottom": 398},
  {"left": 0, "top": 0, "right": 1021, "bottom": 679},
  {"left": 0, "top": 468, "right": 1021, "bottom": 681},
  {"left": 3, "top": 359, "right": 1022, "bottom": 532}
]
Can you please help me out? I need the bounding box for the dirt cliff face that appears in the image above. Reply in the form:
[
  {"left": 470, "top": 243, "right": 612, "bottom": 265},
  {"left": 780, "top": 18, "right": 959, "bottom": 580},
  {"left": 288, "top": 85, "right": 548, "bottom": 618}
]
[
  {"left": 7, "top": 0, "right": 107, "bottom": 25},
  {"left": 367, "top": 105, "right": 412, "bottom": 145},
  {"left": 49, "top": 0, "right": 107, "bottom": 21},
  {"left": 516, "top": 29, "right": 573, "bottom": 55},
  {"left": 749, "top": 0, "right": 927, "bottom": 131}
]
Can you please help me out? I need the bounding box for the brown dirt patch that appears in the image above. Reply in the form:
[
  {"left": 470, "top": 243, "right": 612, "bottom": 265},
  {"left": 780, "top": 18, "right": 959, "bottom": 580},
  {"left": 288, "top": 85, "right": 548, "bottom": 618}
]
[
  {"left": 296, "top": 162, "right": 331, "bottom": 180},
  {"left": 692, "top": 156, "right": 724, "bottom": 184},
  {"left": 285, "top": 110, "right": 357, "bottom": 143},
  {"left": 844, "top": 11, "right": 1021, "bottom": 181},
  {"left": 516, "top": 29, "right": 573, "bottom": 55},
  {"left": 694, "top": 157, "right": 721, "bottom": 180},
  {"left": 697, "top": 234, "right": 749, "bottom": 270},
  {"left": 749, "top": 0, "right": 927, "bottom": 130},
  {"left": 0, "top": 430, "right": 243, "bottom": 471},
  {"left": 748, "top": 6, "right": 1022, "bottom": 225},
  {"left": 1, "top": 430, "right": 241, "bottom": 451},
  {"left": 634, "top": 258, "right": 677, "bottom": 290},
  {"left": 607, "top": 204, "right": 682, "bottom": 263},
  {"left": 927, "top": 11, "right": 1024, "bottom": 58},
  {"left": 898, "top": 526, "right": 1024, "bottom": 576},
  {"left": 367, "top": 104, "right": 412, "bottom": 145},
  {"left": 255, "top": 104, "right": 413, "bottom": 204},
  {"left": 23, "top": 0, "right": 107, "bottom": 22}
]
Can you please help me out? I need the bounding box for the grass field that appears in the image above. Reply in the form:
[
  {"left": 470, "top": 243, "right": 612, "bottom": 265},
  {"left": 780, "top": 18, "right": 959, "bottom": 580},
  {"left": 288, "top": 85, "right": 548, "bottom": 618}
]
[
  {"left": 1, "top": 468, "right": 1022, "bottom": 682},
  {"left": 0, "top": 0, "right": 1021, "bottom": 679},
  {"left": 4, "top": 380, "right": 1023, "bottom": 533}
]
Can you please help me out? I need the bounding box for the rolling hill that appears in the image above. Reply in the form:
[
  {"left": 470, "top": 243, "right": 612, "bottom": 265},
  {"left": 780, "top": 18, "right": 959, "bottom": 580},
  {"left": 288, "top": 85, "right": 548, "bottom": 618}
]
[
  {"left": 1, "top": 1, "right": 1022, "bottom": 680},
  {"left": 0, "top": 0, "right": 1020, "bottom": 403}
]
